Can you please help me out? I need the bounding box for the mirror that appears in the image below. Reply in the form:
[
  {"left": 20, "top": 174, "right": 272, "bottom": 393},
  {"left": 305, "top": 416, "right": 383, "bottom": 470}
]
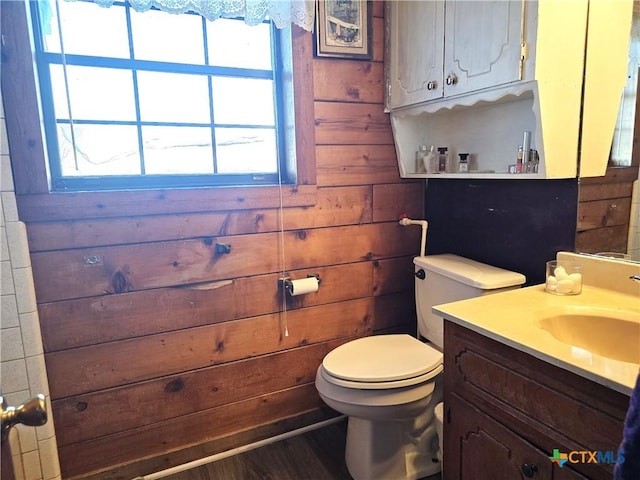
[{"left": 577, "top": 3, "right": 640, "bottom": 264}]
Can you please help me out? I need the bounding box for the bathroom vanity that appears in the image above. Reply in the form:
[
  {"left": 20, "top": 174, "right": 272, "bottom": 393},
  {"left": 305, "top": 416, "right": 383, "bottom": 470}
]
[
  {"left": 443, "top": 321, "right": 628, "bottom": 479},
  {"left": 435, "top": 253, "right": 639, "bottom": 480}
]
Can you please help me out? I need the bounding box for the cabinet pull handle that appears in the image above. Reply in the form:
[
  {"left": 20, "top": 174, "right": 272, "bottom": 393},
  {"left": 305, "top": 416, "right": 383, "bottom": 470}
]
[
  {"left": 446, "top": 74, "right": 458, "bottom": 86},
  {"left": 426, "top": 80, "right": 438, "bottom": 91},
  {"left": 521, "top": 463, "right": 538, "bottom": 477}
]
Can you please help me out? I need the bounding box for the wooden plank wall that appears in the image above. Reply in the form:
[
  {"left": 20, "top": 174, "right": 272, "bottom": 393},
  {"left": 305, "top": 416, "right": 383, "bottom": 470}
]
[
  {"left": 576, "top": 166, "right": 638, "bottom": 253},
  {"left": 21, "top": 3, "right": 424, "bottom": 479}
]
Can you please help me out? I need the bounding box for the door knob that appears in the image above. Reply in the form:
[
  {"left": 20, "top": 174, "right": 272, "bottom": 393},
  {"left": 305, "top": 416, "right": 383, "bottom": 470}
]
[
  {"left": 446, "top": 74, "right": 458, "bottom": 86},
  {"left": 426, "top": 80, "right": 438, "bottom": 91},
  {"left": 1, "top": 394, "right": 47, "bottom": 443}
]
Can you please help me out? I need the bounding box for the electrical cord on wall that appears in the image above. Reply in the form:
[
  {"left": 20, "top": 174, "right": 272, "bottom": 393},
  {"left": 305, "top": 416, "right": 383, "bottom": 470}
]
[{"left": 277, "top": 165, "right": 289, "bottom": 338}]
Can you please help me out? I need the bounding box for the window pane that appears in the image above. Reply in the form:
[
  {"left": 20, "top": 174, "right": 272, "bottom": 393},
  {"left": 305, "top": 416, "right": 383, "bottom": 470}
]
[
  {"left": 215, "top": 128, "right": 277, "bottom": 173},
  {"left": 137, "top": 71, "right": 210, "bottom": 123},
  {"left": 58, "top": 124, "right": 140, "bottom": 176},
  {"left": 207, "top": 19, "right": 272, "bottom": 69},
  {"left": 212, "top": 77, "right": 275, "bottom": 125},
  {"left": 51, "top": 65, "right": 136, "bottom": 121},
  {"left": 142, "top": 126, "right": 214, "bottom": 174},
  {"left": 42, "top": 0, "right": 129, "bottom": 58},
  {"left": 131, "top": 9, "right": 204, "bottom": 64}
]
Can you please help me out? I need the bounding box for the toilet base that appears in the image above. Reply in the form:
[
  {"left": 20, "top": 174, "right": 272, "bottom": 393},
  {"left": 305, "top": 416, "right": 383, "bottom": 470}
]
[{"left": 344, "top": 409, "right": 441, "bottom": 480}]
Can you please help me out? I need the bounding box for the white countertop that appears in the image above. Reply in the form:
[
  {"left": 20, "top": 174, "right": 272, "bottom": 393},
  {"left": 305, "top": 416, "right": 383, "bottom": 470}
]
[{"left": 433, "top": 283, "right": 640, "bottom": 396}]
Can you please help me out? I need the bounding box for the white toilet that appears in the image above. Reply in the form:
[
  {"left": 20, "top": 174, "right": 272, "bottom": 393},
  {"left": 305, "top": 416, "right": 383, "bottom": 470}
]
[{"left": 315, "top": 254, "right": 525, "bottom": 480}]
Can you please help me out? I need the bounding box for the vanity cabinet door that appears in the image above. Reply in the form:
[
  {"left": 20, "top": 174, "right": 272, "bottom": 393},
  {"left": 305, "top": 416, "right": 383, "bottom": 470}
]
[
  {"left": 443, "top": 0, "right": 524, "bottom": 97},
  {"left": 444, "top": 394, "right": 553, "bottom": 480},
  {"left": 387, "top": 0, "right": 445, "bottom": 109}
]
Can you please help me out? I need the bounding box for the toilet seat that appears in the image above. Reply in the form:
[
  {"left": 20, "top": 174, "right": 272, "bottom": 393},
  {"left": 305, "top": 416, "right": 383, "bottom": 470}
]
[{"left": 321, "top": 334, "right": 443, "bottom": 390}]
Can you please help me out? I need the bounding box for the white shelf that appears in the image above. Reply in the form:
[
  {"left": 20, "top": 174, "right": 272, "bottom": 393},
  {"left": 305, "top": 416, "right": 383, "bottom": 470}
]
[
  {"left": 391, "top": 83, "right": 546, "bottom": 180},
  {"left": 403, "top": 172, "right": 541, "bottom": 180}
]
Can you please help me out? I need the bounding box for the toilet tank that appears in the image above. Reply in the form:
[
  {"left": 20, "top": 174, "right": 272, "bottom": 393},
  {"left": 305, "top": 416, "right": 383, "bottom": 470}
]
[{"left": 414, "top": 254, "right": 526, "bottom": 349}]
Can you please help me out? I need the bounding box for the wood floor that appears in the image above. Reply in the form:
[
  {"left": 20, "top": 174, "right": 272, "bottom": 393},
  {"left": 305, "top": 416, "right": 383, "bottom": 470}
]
[{"left": 162, "top": 419, "right": 442, "bottom": 480}]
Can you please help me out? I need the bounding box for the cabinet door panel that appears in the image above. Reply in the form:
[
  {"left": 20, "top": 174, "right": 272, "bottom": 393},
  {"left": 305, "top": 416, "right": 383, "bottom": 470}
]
[
  {"left": 445, "top": 394, "right": 553, "bottom": 480},
  {"left": 388, "top": 0, "right": 444, "bottom": 108},
  {"left": 444, "top": 0, "right": 522, "bottom": 96}
]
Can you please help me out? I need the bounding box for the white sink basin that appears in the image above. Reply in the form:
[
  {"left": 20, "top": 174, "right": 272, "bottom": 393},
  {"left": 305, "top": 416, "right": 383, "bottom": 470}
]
[{"left": 539, "top": 307, "right": 640, "bottom": 364}]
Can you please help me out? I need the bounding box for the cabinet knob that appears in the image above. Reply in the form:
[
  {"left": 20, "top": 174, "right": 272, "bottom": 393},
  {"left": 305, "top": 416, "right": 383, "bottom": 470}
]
[
  {"left": 446, "top": 74, "right": 458, "bottom": 86},
  {"left": 521, "top": 463, "right": 538, "bottom": 477},
  {"left": 426, "top": 80, "right": 438, "bottom": 91},
  {"left": 415, "top": 269, "right": 426, "bottom": 280}
]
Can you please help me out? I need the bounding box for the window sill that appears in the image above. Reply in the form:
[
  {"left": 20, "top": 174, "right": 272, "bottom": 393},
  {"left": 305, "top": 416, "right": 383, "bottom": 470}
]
[{"left": 16, "top": 184, "right": 318, "bottom": 222}]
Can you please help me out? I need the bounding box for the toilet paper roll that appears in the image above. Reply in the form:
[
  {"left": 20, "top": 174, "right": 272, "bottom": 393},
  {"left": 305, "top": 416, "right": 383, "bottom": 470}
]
[{"left": 288, "top": 277, "right": 319, "bottom": 296}]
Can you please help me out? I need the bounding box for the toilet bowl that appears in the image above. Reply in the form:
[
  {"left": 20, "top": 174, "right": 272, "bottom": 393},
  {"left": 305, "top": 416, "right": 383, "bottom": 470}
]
[
  {"left": 315, "top": 254, "right": 527, "bottom": 480},
  {"left": 315, "top": 334, "right": 443, "bottom": 480}
]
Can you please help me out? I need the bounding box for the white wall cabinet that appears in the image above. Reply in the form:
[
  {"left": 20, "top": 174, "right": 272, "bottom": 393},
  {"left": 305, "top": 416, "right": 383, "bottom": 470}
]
[
  {"left": 388, "top": 1, "right": 524, "bottom": 110},
  {"left": 386, "top": 0, "right": 633, "bottom": 180},
  {"left": 387, "top": 1, "right": 444, "bottom": 108}
]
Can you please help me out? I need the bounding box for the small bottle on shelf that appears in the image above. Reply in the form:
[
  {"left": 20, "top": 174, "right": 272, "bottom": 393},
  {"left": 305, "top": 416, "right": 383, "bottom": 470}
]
[
  {"left": 516, "top": 145, "right": 524, "bottom": 173},
  {"left": 458, "top": 153, "right": 469, "bottom": 173},
  {"left": 437, "top": 147, "right": 448, "bottom": 173},
  {"left": 415, "top": 145, "right": 428, "bottom": 173},
  {"left": 423, "top": 145, "right": 437, "bottom": 173}
]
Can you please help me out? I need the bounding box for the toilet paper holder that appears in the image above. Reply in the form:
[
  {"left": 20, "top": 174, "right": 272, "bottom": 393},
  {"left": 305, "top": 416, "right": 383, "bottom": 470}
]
[{"left": 278, "top": 274, "right": 321, "bottom": 295}]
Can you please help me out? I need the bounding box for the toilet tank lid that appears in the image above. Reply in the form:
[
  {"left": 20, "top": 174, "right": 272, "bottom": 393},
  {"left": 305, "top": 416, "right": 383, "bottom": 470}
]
[{"left": 414, "top": 254, "right": 526, "bottom": 289}]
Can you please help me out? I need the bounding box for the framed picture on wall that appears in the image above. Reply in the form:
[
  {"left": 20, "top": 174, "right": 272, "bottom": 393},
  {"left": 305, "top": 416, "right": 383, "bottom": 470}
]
[{"left": 314, "top": 0, "right": 373, "bottom": 60}]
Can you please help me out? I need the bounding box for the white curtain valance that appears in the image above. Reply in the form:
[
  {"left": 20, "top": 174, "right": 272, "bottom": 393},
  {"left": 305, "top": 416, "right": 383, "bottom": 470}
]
[{"left": 78, "top": 0, "right": 316, "bottom": 31}]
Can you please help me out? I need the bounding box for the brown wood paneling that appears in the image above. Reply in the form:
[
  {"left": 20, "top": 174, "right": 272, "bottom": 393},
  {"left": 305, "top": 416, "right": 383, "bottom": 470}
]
[
  {"left": 0, "top": 1, "right": 49, "bottom": 194},
  {"left": 314, "top": 102, "right": 394, "bottom": 145},
  {"left": 575, "top": 225, "right": 629, "bottom": 253},
  {"left": 40, "top": 280, "right": 234, "bottom": 352},
  {"left": 579, "top": 165, "right": 639, "bottom": 186},
  {"left": 577, "top": 165, "right": 638, "bottom": 253},
  {"left": 372, "top": 0, "right": 384, "bottom": 18},
  {"left": 52, "top": 340, "right": 346, "bottom": 446},
  {"left": 313, "top": 61, "right": 384, "bottom": 104},
  {"left": 373, "top": 183, "right": 424, "bottom": 222},
  {"left": 58, "top": 384, "right": 324, "bottom": 479},
  {"left": 46, "top": 292, "right": 409, "bottom": 399},
  {"left": 290, "top": 26, "right": 317, "bottom": 186},
  {"left": 26, "top": 186, "right": 372, "bottom": 251},
  {"left": 45, "top": 298, "right": 372, "bottom": 398},
  {"left": 40, "top": 262, "right": 375, "bottom": 352},
  {"left": 32, "top": 223, "right": 418, "bottom": 302},
  {"left": 372, "top": 291, "right": 416, "bottom": 332},
  {"left": 17, "top": 185, "right": 318, "bottom": 222},
  {"left": 578, "top": 181, "right": 634, "bottom": 202},
  {"left": 577, "top": 197, "right": 631, "bottom": 230},
  {"left": 372, "top": 16, "right": 385, "bottom": 63},
  {"left": 373, "top": 256, "right": 416, "bottom": 296},
  {"left": 316, "top": 145, "right": 400, "bottom": 186}
]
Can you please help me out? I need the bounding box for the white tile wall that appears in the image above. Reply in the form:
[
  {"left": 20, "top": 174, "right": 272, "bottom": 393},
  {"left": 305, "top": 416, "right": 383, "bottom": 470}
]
[{"left": 1, "top": 91, "right": 61, "bottom": 479}]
